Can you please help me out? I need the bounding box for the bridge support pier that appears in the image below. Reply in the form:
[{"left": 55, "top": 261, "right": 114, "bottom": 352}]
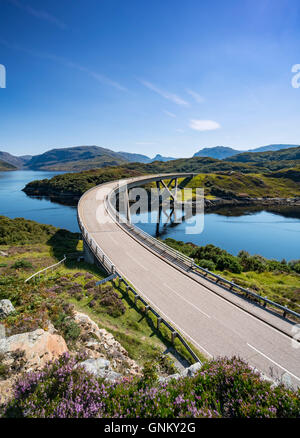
[{"left": 83, "top": 238, "right": 95, "bottom": 265}]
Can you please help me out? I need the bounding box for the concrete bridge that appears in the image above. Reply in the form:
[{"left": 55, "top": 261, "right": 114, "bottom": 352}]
[{"left": 77, "top": 173, "right": 300, "bottom": 388}]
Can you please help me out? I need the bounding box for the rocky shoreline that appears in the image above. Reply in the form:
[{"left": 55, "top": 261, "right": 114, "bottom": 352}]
[{"left": 202, "top": 196, "right": 300, "bottom": 210}]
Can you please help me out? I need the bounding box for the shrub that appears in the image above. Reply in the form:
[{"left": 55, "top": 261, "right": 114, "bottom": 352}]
[
  {"left": 2, "top": 354, "right": 300, "bottom": 418},
  {"left": 215, "top": 255, "right": 242, "bottom": 274},
  {"left": 52, "top": 312, "right": 80, "bottom": 344},
  {"left": 197, "top": 259, "right": 216, "bottom": 271},
  {"left": 11, "top": 259, "right": 33, "bottom": 270}
]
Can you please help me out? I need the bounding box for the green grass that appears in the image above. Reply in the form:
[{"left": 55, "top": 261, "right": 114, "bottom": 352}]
[
  {"left": 183, "top": 172, "right": 300, "bottom": 198},
  {"left": 217, "top": 270, "right": 300, "bottom": 311},
  {"left": 0, "top": 244, "right": 203, "bottom": 367},
  {"left": 163, "top": 238, "right": 300, "bottom": 312}
]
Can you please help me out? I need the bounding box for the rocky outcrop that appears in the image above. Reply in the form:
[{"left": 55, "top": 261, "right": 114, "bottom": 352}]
[
  {"left": 0, "top": 328, "right": 68, "bottom": 404},
  {"left": 0, "top": 300, "right": 15, "bottom": 319},
  {"left": 0, "top": 328, "right": 68, "bottom": 372},
  {"left": 73, "top": 311, "right": 141, "bottom": 378}
]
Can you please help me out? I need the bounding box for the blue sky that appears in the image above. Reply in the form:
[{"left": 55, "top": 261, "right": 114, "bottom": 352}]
[{"left": 0, "top": 0, "right": 300, "bottom": 157}]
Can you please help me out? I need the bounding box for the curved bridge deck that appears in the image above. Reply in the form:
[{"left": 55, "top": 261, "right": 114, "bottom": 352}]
[{"left": 78, "top": 174, "right": 300, "bottom": 388}]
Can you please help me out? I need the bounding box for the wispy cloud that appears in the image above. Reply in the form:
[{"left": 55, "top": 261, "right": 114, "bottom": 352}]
[
  {"left": 163, "top": 110, "right": 176, "bottom": 118},
  {"left": 189, "top": 119, "right": 221, "bottom": 131},
  {"left": 0, "top": 38, "right": 127, "bottom": 92},
  {"left": 186, "top": 89, "right": 204, "bottom": 103},
  {"left": 7, "top": 0, "right": 67, "bottom": 29},
  {"left": 139, "top": 79, "right": 189, "bottom": 106}
]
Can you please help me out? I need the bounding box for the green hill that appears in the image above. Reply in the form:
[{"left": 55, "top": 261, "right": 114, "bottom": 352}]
[
  {"left": 229, "top": 146, "right": 300, "bottom": 164},
  {"left": 24, "top": 146, "right": 128, "bottom": 170}
]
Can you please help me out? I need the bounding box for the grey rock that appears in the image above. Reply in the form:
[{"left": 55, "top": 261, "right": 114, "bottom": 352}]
[
  {"left": 0, "top": 324, "right": 5, "bottom": 339},
  {"left": 186, "top": 361, "right": 202, "bottom": 377},
  {"left": 281, "top": 373, "right": 293, "bottom": 389},
  {"left": 79, "top": 357, "right": 110, "bottom": 374},
  {"left": 0, "top": 300, "right": 15, "bottom": 319},
  {"left": 158, "top": 373, "right": 181, "bottom": 383},
  {"left": 159, "top": 361, "right": 203, "bottom": 382},
  {"left": 105, "top": 371, "right": 122, "bottom": 381},
  {"left": 78, "top": 357, "right": 122, "bottom": 381}
]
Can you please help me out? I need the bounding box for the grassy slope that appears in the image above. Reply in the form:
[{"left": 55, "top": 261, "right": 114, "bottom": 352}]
[
  {"left": 184, "top": 172, "right": 300, "bottom": 198},
  {"left": 230, "top": 146, "right": 300, "bottom": 163},
  {"left": 0, "top": 216, "right": 205, "bottom": 366}
]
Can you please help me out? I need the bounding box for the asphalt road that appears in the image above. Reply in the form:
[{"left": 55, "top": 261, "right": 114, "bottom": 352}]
[{"left": 78, "top": 175, "right": 300, "bottom": 389}]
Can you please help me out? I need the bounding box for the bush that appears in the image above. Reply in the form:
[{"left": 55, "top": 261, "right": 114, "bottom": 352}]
[
  {"left": 0, "top": 216, "right": 56, "bottom": 245},
  {"left": 11, "top": 259, "right": 33, "bottom": 270},
  {"left": 2, "top": 354, "right": 300, "bottom": 418},
  {"left": 215, "top": 255, "right": 242, "bottom": 274},
  {"left": 52, "top": 312, "right": 80, "bottom": 344},
  {"left": 96, "top": 286, "right": 126, "bottom": 317},
  {"left": 197, "top": 259, "right": 216, "bottom": 271}
]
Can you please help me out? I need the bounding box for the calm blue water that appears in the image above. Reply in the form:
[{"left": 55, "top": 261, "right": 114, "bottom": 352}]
[
  {"left": 0, "top": 170, "right": 79, "bottom": 232},
  {"left": 132, "top": 208, "right": 300, "bottom": 261},
  {"left": 0, "top": 170, "right": 299, "bottom": 261}
]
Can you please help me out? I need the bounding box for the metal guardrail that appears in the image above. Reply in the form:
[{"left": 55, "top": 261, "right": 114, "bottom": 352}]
[
  {"left": 116, "top": 275, "right": 200, "bottom": 363},
  {"left": 106, "top": 181, "right": 300, "bottom": 323},
  {"left": 192, "top": 264, "right": 300, "bottom": 320},
  {"left": 24, "top": 255, "right": 67, "bottom": 283}
]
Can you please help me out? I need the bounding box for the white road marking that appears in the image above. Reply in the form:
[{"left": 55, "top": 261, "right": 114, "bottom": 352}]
[
  {"left": 125, "top": 252, "right": 149, "bottom": 271},
  {"left": 247, "top": 343, "right": 300, "bottom": 382},
  {"left": 163, "top": 282, "right": 211, "bottom": 319},
  {"left": 191, "top": 273, "right": 295, "bottom": 343},
  {"left": 108, "top": 234, "right": 119, "bottom": 246}
]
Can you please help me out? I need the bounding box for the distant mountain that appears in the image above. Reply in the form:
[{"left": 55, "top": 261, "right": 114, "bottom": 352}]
[
  {"left": 229, "top": 146, "right": 300, "bottom": 163},
  {"left": 118, "top": 152, "right": 176, "bottom": 163},
  {"left": 19, "top": 155, "right": 33, "bottom": 163},
  {"left": 1, "top": 143, "right": 299, "bottom": 172},
  {"left": 117, "top": 151, "right": 151, "bottom": 163},
  {"left": 0, "top": 151, "right": 31, "bottom": 168},
  {"left": 193, "top": 144, "right": 300, "bottom": 160},
  {"left": 193, "top": 146, "right": 240, "bottom": 160},
  {"left": 251, "top": 144, "right": 300, "bottom": 153},
  {"left": 151, "top": 154, "right": 176, "bottom": 162},
  {"left": 24, "top": 146, "right": 127, "bottom": 170},
  {"left": 0, "top": 159, "right": 17, "bottom": 171}
]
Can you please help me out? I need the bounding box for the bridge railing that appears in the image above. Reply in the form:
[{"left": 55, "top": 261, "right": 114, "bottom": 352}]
[
  {"left": 106, "top": 183, "right": 300, "bottom": 323},
  {"left": 192, "top": 264, "right": 300, "bottom": 321},
  {"left": 77, "top": 215, "right": 116, "bottom": 274}
]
